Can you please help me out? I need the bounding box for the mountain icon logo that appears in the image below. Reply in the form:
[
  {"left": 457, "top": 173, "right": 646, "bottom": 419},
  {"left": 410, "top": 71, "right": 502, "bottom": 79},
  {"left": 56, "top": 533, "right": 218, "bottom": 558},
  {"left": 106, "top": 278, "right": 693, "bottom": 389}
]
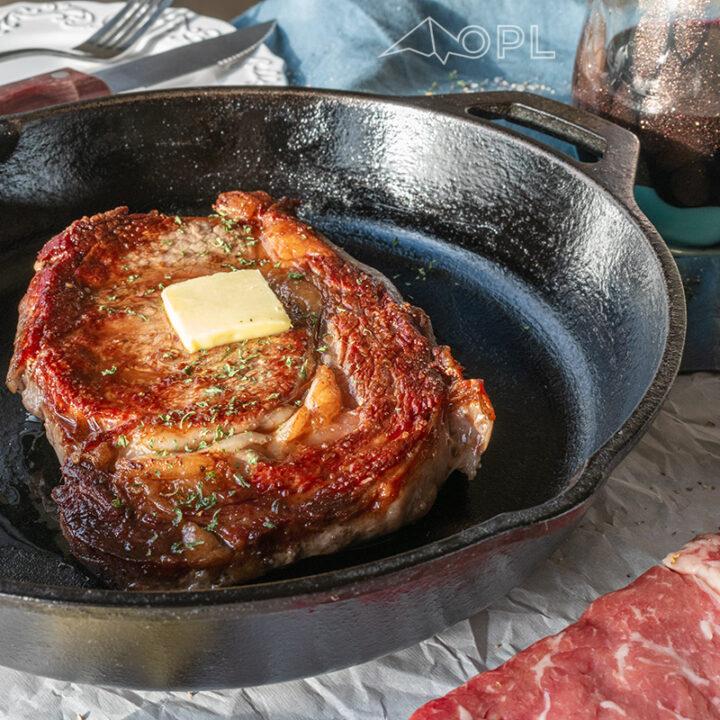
[{"left": 380, "top": 17, "right": 490, "bottom": 65}]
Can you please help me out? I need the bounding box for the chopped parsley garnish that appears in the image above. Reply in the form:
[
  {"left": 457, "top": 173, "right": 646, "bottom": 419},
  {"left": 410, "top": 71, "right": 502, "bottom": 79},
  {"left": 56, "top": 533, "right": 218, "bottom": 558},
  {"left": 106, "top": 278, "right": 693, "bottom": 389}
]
[
  {"left": 179, "top": 410, "right": 195, "bottom": 427},
  {"left": 288, "top": 271, "right": 305, "bottom": 280},
  {"left": 172, "top": 508, "right": 183, "bottom": 526},
  {"left": 111, "top": 497, "right": 123, "bottom": 508},
  {"left": 263, "top": 520, "right": 276, "bottom": 529},
  {"left": 101, "top": 365, "right": 117, "bottom": 376},
  {"left": 205, "top": 509, "right": 221, "bottom": 532},
  {"left": 116, "top": 434, "right": 129, "bottom": 448},
  {"left": 233, "top": 473, "right": 250, "bottom": 488},
  {"left": 177, "top": 481, "right": 218, "bottom": 512},
  {"left": 170, "top": 540, "right": 204, "bottom": 554}
]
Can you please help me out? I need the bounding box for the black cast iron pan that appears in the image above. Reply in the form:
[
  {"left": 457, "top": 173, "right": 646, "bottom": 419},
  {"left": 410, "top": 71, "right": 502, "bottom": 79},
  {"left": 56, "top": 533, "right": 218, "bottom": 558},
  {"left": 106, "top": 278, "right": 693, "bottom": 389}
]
[{"left": 0, "top": 88, "right": 684, "bottom": 688}]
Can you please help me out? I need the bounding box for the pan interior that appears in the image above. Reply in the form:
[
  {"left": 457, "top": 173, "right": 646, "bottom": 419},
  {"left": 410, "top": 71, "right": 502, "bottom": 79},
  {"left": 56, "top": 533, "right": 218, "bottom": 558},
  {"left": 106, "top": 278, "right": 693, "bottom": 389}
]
[
  {"left": 0, "top": 91, "right": 669, "bottom": 593},
  {"left": 0, "top": 212, "right": 589, "bottom": 590}
]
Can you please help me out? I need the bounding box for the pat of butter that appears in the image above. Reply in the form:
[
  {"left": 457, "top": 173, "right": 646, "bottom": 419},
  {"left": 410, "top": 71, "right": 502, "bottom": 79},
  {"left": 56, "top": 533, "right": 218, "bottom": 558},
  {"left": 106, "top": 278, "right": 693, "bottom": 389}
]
[{"left": 161, "top": 270, "right": 291, "bottom": 353}]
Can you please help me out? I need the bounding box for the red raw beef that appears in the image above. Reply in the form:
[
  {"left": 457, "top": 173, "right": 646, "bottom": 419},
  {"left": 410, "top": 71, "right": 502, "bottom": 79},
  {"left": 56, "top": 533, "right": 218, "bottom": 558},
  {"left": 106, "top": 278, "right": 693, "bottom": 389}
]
[{"left": 411, "top": 534, "right": 720, "bottom": 720}]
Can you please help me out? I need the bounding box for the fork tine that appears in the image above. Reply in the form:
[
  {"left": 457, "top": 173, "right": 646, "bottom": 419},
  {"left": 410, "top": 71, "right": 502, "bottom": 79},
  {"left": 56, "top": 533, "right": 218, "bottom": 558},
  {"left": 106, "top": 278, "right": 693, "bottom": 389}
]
[
  {"left": 96, "top": 0, "right": 156, "bottom": 48},
  {"left": 81, "top": 0, "right": 144, "bottom": 46},
  {"left": 108, "top": 0, "right": 172, "bottom": 53}
]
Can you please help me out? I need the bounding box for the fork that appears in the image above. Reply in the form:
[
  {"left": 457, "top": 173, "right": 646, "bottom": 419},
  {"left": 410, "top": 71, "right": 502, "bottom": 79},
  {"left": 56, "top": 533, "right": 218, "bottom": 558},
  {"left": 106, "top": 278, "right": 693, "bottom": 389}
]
[{"left": 0, "top": 0, "right": 175, "bottom": 63}]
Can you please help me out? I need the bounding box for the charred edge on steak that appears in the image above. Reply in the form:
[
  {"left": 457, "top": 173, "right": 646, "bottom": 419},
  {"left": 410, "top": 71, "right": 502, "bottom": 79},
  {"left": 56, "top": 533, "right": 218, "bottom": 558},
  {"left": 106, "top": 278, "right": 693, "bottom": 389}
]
[{"left": 6, "top": 190, "right": 494, "bottom": 589}]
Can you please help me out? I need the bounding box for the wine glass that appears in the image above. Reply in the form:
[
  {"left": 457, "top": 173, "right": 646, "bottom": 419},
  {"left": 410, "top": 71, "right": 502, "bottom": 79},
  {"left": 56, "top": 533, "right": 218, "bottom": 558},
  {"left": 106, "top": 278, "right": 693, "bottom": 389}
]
[{"left": 572, "top": 0, "right": 720, "bottom": 215}]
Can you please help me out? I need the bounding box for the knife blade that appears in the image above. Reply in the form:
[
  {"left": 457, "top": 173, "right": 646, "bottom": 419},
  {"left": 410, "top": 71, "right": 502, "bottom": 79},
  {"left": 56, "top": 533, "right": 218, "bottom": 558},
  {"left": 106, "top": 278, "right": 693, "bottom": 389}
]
[{"left": 0, "top": 20, "right": 276, "bottom": 116}]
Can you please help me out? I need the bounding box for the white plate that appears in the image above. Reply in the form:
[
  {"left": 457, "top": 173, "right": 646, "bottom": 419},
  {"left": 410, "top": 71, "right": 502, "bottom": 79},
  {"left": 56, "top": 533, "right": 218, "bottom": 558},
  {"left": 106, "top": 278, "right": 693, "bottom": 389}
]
[{"left": 0, "top": 1, "right": 286, "bottom": 88}]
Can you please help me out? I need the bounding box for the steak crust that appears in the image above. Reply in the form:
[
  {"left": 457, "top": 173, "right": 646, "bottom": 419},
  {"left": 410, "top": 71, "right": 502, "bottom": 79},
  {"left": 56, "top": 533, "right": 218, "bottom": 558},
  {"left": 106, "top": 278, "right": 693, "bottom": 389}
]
[{"left": 7, "top": 191, "right": 494, "bottom": 589}]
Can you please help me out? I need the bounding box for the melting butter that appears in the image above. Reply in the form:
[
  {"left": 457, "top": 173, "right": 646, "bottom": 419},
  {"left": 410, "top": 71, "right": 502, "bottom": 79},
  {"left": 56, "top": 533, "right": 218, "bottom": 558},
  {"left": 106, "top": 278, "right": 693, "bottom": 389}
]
[{"left": 161, "top": 270, "right": 291, "bottom": 353}]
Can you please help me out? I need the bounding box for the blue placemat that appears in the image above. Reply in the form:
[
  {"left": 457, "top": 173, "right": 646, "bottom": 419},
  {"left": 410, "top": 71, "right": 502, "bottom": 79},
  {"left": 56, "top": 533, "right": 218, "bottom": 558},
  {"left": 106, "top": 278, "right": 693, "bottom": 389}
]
[{"left": 233, "top": 0, "right": 586, "bottom": 99}]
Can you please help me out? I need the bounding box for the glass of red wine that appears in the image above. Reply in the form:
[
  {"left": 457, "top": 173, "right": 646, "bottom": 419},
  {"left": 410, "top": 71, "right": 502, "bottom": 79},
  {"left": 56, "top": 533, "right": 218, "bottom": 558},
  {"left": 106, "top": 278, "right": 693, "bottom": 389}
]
[{"left": 572, "top": 0, "right": 720, "bottom": 245}]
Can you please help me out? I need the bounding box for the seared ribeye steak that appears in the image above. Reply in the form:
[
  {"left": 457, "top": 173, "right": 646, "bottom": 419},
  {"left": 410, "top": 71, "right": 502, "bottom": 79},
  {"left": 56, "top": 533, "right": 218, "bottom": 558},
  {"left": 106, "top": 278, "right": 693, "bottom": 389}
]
[{"left": 7, "top": 191, "right": 494, "bottom": 589}]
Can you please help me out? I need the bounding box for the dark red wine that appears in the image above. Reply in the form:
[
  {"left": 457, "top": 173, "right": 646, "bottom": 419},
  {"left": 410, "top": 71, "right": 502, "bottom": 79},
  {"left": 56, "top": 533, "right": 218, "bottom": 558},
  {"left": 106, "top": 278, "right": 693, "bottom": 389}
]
[{"left": 573, "top": 19, "right": 720, "bottom": 207}]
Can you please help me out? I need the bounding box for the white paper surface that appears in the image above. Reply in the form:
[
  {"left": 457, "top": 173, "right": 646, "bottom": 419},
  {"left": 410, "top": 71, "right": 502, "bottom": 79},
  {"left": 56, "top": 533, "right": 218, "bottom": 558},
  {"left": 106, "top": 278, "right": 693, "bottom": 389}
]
[{"left": 1, "top": 373, "right": 718, "bottom": 719}]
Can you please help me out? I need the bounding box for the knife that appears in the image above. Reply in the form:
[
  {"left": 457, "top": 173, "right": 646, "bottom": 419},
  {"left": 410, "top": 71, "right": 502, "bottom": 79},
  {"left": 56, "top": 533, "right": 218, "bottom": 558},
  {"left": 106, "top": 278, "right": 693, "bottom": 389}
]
[{"left": 0, "top": 20, "right": 276, "bottom": 116}]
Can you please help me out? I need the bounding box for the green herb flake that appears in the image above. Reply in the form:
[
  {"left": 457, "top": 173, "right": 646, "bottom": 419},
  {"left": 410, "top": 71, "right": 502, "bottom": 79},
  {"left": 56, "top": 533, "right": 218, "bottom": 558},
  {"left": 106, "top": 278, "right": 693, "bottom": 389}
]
[
  {"left": 205, "top": 509, "right": 221, "bottom": 532},
  {"left": 263, "top": 520, "right": 276, "bottom": 529},
  {"left": 184, "top": 540, "right": 205, "bottom": 549},
  {"left": 288, "top": 271, "right": 305, "bottom": 280},
  {"left": 172, "top": 508, "right": 183, "bottom": 526},
  {"left": 111, "top": 497, "right": 123, "bottom": 508},
  {"left": 116, "top": 434, "right": 129, "bottom": 448},
  {"left": 101, "top": 365, "right": 117, "bottom": 376},
  {"left": 233, "top": 473, "right": 250, "bottom": 488}
]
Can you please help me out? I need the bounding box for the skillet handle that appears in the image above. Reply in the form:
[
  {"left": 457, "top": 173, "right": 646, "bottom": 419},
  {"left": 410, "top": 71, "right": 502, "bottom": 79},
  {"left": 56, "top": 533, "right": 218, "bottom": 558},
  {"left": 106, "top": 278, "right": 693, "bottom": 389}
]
[{"left": 408, "top": 91, "right": 639, "bottom": 203}]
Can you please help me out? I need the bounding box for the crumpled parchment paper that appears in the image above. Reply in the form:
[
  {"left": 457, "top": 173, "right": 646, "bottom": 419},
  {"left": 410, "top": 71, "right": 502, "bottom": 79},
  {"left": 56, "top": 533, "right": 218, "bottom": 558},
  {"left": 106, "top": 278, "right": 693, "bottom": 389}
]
[{"left": 1, "top": 373, "right": 718, "bottom": 720}]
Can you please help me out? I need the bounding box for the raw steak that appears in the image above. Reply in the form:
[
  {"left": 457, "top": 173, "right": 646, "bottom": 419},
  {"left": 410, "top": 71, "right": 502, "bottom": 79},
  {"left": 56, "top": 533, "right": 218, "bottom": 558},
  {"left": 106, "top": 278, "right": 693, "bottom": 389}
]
[{"left": 412, "top": 534, "right": 720, "bottom": 720}]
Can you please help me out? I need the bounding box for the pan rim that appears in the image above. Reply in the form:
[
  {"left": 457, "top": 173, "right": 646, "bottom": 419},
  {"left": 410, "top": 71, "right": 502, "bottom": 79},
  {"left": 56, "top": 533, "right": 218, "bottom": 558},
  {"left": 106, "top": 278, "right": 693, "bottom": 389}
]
[{"left": 0, "top": 86, "right": 686, "bottom": 608}]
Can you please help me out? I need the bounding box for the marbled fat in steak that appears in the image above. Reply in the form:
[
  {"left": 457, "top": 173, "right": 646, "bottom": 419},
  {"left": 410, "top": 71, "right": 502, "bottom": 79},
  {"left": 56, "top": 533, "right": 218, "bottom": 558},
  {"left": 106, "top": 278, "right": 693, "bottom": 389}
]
[
  {"left": 411, "top": 533, "right": 720, "bottom": 720},
  {"left": 7, "top": 191, "right": 494, "bottom": 590}
]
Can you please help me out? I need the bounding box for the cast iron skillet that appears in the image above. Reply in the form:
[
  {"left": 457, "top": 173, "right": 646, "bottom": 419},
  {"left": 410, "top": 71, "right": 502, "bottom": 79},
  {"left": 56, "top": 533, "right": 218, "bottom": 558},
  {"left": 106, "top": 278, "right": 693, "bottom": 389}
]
[{"left": 0, "top": 88, "right": 684, "bottom": 689}]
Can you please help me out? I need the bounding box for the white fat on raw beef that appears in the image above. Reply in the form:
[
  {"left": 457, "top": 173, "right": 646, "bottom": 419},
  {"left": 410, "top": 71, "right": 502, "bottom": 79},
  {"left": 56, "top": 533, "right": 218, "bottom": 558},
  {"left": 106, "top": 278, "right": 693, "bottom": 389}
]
[{"left": 412, "top": 533, "right": 720, "bottom": 720}]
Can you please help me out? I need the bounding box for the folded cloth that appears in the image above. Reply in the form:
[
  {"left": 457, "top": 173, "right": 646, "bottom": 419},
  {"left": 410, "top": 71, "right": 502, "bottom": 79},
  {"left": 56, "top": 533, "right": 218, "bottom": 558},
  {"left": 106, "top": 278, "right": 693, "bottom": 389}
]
[{"left": 233, "top": 0, "right": 587, "bottom": 100}]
